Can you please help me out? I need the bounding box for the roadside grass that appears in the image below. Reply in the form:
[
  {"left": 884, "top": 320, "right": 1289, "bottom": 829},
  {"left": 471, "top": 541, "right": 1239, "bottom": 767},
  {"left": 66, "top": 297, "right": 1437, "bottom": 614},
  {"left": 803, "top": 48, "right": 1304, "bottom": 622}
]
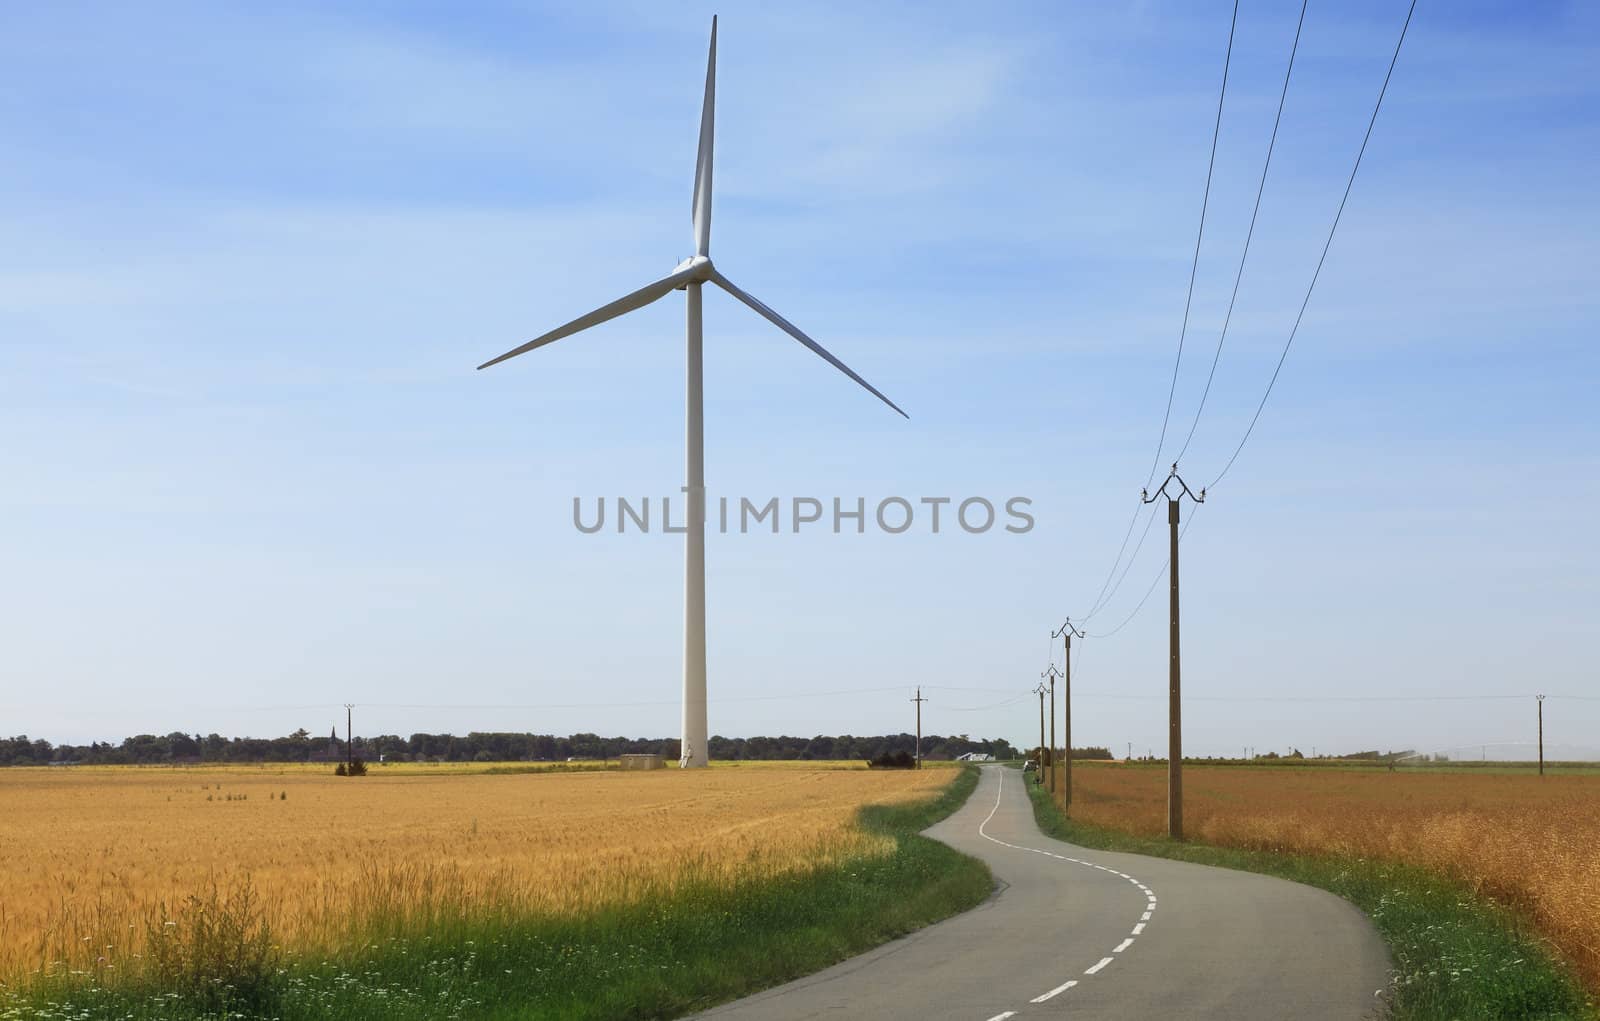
[
  {"left": 1020, "top": 775, "right": 1596, "bottom": 1021},
  {"left": 3, "top": 766, "right": 989, "bottom": 1021}
]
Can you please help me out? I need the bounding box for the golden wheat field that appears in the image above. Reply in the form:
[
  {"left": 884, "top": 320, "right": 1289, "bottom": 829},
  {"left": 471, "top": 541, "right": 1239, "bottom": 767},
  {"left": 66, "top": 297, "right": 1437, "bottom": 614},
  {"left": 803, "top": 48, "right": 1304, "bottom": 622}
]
[
  {"left": 0, "top": 762, "right": 952, "bottom": 985},
  {"left": 1060, "top": 762, "right": 1600, "bottom": 989}
]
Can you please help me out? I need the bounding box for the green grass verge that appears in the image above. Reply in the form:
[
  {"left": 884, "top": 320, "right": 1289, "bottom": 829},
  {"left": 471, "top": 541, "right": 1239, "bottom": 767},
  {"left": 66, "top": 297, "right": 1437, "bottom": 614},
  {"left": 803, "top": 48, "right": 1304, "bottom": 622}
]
[
  {"left": 4, "top": 766, "right": 990, "bottom": 1021},
  {"left": 1020, "top": 775, "right": 1596, "bottom": 1021}
]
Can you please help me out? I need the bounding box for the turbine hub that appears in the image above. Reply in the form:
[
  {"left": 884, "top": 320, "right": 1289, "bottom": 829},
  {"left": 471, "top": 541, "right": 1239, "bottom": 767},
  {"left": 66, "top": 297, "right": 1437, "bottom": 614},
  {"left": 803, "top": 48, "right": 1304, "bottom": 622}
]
[{"left": 672, "top": 254, "right": 714, "bottom": 288}]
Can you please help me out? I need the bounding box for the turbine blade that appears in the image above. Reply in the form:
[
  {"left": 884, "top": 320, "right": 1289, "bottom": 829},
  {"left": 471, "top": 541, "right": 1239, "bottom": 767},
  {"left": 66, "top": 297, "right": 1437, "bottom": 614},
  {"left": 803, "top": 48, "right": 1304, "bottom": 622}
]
[
  {"left": 477, "top": 266, "right": 694, "bottom": 370},
  {"left": 691, "top": 16, "right": 716, "bottom": 257},
  {"left": 710, "top": 269, "right": 908, "bottom": 419}
]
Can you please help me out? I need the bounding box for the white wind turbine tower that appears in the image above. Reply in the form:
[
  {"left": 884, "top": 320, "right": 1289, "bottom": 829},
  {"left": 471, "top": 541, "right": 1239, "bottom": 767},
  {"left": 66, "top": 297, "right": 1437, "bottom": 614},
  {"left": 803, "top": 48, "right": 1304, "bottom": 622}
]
[{"left": 477, "top": 16, "right": 906, "bottom": 768}]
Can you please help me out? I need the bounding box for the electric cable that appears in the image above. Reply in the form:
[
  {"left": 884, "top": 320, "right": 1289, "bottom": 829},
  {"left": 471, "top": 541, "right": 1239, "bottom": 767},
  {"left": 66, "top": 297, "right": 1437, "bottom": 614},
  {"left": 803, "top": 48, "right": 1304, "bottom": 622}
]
[
  {"left": 1085, "top": 507, "right": 1201, "bottom": 639},
  {"left": 1174, "top": 0, "right": 1309, "bottom": 465},
  {"left": 1146, "top": 0, "right": 1241, "bottom": 489},
  {"left": 1208, "top": 0, "right": 1418, "bottom": 489}
]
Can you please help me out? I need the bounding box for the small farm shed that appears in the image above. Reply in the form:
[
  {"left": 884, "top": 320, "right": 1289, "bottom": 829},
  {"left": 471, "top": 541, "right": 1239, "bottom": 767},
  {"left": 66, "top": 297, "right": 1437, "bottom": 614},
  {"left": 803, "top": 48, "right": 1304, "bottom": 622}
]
[{"left": 619, "top": 753, "right": 666, "bottom": 770}]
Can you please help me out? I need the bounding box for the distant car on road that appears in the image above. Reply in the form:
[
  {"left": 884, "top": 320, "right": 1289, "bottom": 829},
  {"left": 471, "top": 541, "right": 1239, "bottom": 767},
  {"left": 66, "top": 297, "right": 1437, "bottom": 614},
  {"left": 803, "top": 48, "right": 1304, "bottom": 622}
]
[{"left": 1022, "top": 759, "right": 1037, "bottom": 773}]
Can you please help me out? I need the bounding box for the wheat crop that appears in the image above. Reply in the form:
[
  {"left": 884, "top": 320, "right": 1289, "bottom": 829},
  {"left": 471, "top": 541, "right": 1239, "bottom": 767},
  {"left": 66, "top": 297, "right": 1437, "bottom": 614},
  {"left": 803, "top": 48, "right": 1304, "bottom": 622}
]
[
  {"left": 0, "top": 763, "right": 950, "bottom": 987},
  {"left": 1066, "top": 763, "right": 1600, "bottom": 990}
]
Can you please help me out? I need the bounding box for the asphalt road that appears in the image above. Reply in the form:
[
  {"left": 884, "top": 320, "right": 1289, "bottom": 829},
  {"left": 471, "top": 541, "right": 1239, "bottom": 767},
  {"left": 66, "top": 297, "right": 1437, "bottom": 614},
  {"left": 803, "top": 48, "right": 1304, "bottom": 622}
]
[{"left": 694, "top": 764, "right": 1390, "bottom": 1020}]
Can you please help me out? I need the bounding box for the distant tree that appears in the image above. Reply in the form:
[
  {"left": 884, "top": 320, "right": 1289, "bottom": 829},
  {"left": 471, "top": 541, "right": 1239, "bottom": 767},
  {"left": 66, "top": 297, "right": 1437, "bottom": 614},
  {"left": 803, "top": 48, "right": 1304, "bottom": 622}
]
[
  {"left": 803, "top": 735, "right": 836, "bottom": 760},
  {"left": 165, "top": 732, "right": 200, "bottom": 760},
  {"left": 568, "top": 733, "right": 604, "bottom": 760},
  {"left": 202, "top": 733, "right": 229, "bottom": 761},
  {"left": 867, "top": 750, "right": 915, "bottom": 769}
]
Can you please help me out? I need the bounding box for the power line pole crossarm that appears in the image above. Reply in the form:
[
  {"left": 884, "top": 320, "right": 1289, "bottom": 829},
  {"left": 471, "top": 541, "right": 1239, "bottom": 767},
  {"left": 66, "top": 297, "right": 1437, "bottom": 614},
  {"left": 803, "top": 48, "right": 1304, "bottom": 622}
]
[{"left": 1143, "top": 466, "right": 1204, "bottom": 841}]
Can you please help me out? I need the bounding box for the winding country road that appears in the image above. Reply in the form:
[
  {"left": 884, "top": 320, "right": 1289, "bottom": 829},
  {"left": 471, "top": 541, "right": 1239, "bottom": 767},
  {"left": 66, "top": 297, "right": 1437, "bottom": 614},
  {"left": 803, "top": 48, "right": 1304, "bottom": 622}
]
[{"left": 695, "top": 765, "right": 1390, "bottom": 1020}]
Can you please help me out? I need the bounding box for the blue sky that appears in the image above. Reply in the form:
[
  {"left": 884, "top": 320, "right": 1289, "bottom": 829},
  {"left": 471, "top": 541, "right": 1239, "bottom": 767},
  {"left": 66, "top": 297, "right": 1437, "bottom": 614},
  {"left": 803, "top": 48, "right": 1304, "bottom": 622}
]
[{"left": 2, "top": 1, "right": 1597, "bottom": 758}]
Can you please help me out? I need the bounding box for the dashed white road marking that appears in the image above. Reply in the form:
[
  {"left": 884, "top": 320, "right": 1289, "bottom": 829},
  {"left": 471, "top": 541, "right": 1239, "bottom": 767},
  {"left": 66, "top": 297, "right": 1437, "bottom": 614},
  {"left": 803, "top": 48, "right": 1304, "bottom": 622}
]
[
  {"left": 975, "top": 768, "right": 1158, "bottom": 1017},
  {"left": 1030, "top": 980, "right": 1078, "bottom": 1003}
]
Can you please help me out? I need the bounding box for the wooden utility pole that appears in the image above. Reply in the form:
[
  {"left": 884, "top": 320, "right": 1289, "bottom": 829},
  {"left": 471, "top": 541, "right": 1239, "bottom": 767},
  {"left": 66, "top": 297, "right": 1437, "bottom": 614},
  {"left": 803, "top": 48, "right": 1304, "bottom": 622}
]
[
  {"left": 1537, "top": 694, "right": 1545, "bottom": 776},
  {"left": 1052, "top": 619, "right": 1085, "bottom": 811},
  {"left": 344, "top": 703, "right": 354, "bottom": 773},
  {"left": 1143, "top": 465, "right": 1203, "bottom": 841},
  {"left": 1040, "top": 667, "right": 1059, "bottom": 796},
  {"left": 911, "top": 688, "right": 927, "bottom": 769},
  {"left": 1034, "top": 684, "right": 1047, "bottom": 784},
  {"left": 1167, "top": 495, "right": 1182, "bottom": 838}
]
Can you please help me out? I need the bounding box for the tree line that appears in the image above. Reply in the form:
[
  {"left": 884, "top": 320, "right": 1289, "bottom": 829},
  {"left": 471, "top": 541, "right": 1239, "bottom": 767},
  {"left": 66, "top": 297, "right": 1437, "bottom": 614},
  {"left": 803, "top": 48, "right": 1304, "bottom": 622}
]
[
  {"left": 1029, "top": 746, "right": 1115, "bottom": 764},
  {"left": 0, "top": 729, "right": 1018, "bottom": 766}
]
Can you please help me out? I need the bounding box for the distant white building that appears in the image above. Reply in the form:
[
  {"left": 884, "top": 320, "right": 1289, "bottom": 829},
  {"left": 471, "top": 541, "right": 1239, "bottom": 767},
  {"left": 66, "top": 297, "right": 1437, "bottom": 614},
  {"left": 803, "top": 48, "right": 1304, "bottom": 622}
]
[{"left": 956, "top": 752, "right": 994, "bottom": 762}]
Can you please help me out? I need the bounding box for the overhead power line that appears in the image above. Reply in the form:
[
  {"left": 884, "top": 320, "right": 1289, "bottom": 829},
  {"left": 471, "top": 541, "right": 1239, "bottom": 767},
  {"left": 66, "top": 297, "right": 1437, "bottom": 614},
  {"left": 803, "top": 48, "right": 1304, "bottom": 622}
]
[
  {"left": 1086, "top": 498, "right": 1165, "bottom": 622},
  {"left": 1078, "top": 500, "right": 1146, "bottom": 622},
  {"left": 946, "top": 692, "right": 1033, "bottom": 713},
  {"left": 1174, "top": 0, "right": 1310, "bottom": 465},
  {"left": 1208, "top": 0, "right": 1419, "bottom": 490},
  {"left": 1086, "top": 507, "right": 1202, "bottom": 639},
  {"left": 1146, "top": 0, "right": 1240, "bottom": 490},
  {"left": 922, "top": 686, "right": 1050, "bottom": 700},
  {"left": 1081, "top": 0, "right": 1240, "bottom": 626}
]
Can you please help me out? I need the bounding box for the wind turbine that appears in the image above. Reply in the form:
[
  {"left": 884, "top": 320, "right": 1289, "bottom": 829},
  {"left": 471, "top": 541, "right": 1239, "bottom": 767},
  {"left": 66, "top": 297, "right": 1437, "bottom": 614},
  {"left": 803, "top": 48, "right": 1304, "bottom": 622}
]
[{"left": 476, "top": 16, "right": 906, "bottom": 768}]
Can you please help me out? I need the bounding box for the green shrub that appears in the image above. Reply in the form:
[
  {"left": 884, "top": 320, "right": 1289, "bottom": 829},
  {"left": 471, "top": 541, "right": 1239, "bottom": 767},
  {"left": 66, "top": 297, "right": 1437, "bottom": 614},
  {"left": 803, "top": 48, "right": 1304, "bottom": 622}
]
[{"left": 144, "top": 878, "right": 281, "bottom": 1012}]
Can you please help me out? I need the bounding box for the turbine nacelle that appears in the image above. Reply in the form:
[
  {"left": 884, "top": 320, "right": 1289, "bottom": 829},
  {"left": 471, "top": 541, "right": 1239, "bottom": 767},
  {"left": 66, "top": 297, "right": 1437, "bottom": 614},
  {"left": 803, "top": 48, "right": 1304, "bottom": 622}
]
[{"left": 671, "top": 254, "right": 715, "bottom": 288}]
